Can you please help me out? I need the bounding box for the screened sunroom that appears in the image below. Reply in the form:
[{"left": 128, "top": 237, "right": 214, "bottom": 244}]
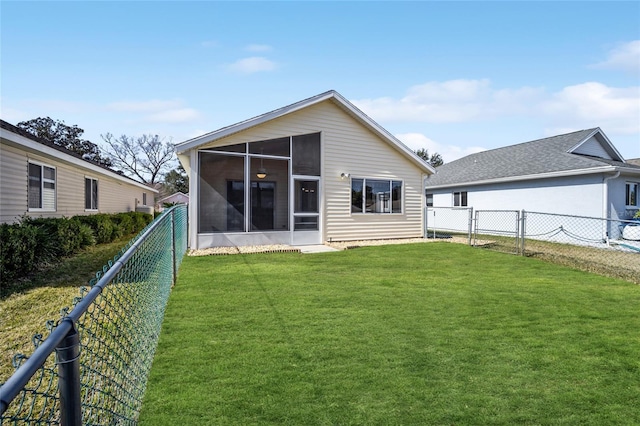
[{"left": 196, "top": 132, "right": 322, "bottom": 247}]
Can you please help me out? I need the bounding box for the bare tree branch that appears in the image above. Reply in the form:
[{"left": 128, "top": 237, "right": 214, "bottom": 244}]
[{"left": 101, "top": 133, "right": 176, "bottom": 184}]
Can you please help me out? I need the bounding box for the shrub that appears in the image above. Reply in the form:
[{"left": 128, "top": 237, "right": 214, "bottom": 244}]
[
  {"left": 75, "top": 214, "right": 115, "bottom": 244},
  {"left": 129, "top": 212, "right": 153, "bottom": 233},
  {"left": 0, "top": 221, "right": 40, "bottom": 282},
  {"left": 1, "top": 211, "right": 153, "bottom": 283}
]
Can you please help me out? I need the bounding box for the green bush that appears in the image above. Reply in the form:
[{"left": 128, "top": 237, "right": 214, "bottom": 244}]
[
  {"left": 1, "top": 211, "right": 154, "bottom": 282},
  {"left": 0, "top": 221, "right": 41, "bottom": 281},
  {"left": 75, "top": 214, "right": 115, "bottom": 244}
]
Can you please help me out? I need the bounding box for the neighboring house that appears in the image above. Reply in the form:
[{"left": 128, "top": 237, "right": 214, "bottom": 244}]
[
  {"left": 175, "top": 90, "right": 435, "bottom": 248},
  {"left": 0, "top": 119, "right": 158, "bottom": 224},
  {"left": 425, "top": 128, "right": 640, "bottom": 222},
  {"left": 155, "top": 192, "right": 189, "bottom": 211}
]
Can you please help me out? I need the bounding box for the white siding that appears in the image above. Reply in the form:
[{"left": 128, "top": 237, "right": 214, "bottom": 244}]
[
  {"left": 430, "top": 175, "right": 605, "bottom": 218},
  {"left": 572, "top": 136, "right": 612, "bottom": 159},
  {"left": 192, "top": 100, "right": 426, "bottom": 243},
  {"left": 1, "top": 139, "right": 155, "bottom": 223}
]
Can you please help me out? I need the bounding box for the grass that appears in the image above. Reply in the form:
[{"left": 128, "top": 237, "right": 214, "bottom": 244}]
[
  {"left": 139, "top": 243, "right": 640, "bottom": 425},
  {"left": 0, "top": 237, "right": 132, "bottom": 383}
]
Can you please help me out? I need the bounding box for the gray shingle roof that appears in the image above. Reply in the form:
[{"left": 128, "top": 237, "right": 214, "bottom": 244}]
[{"left": 425, "top": 128, "right": 640, "bottom": 188}]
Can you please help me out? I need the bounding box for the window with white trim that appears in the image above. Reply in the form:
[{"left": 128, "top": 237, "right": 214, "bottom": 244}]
[
  {"left": 351, "top": 178, "right": 402, "bottom": 213},
  {"left": 453, "top": 191, "right": 467, "bottom": 207},
  {"left": 143, "top": 192, "right": 147, "bottom": 206},
  {"left": 626, "top": 182, "right": 638, "bottom": 207},
  {"left": 28, "top": 162, "right": 56, "bottom": 211},
  {"left": 426, "top": 193, "right": 434, "bottom": 207},
  {"left": 85, "top": 177, "right": 98, "bottom": 210}
]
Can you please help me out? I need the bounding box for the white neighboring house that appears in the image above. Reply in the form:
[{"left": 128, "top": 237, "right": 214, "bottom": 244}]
[
  {"left": 425, "top": 128, "right": 640, "bottom": 222},
  {"left": 0, "top": 119, "right": 158, "bottom": 224},
  {"left": 175, "top": 90, "right": 435, "bottom": 249},
  {"left": 155, "top": 192, "right": 189, "bottom": 212}
]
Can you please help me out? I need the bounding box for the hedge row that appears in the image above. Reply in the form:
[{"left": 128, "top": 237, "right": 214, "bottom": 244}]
[{"left": 0, "top": 212, "right": 153, "bottom": 283}]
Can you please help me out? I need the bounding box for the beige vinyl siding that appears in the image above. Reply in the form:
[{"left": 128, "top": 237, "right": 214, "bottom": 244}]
[
  {"left": 1, "top": 139, "right": 155, "bottom": 223},
  {"left": 196, "top": 100, "right": 426, "bottom": 242},
  {"left": 0, "top": 143, "right": 29, "bottom": 223}
]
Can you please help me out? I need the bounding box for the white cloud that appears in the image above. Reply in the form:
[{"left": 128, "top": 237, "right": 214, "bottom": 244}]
[
  {"left": 352, "top": 79, "right": 544, "bottom": 123},
  {"left": 106, "top": 99, "right": 201, "bottom": 124},
  {"left": 145, "top": 108, "right": 201, "bottom": 123},
  {"left": 107, "top": 99, "right": 183, "bottom": 113},
  {"left": 591, "top": 40, "right": 640, "bottom": 73},
  {"left": 395, "top": 132, "right": 487, "bottom": 163},
  {"left": 353, "top": 79, "right": 639, "bottom": 136},
  {"left": 227, "top": 56, "right": 277, "bottom": 74},
  {"left": 541, "top": 82, "right": 640, "bottom": 134},
  {"left": 245, "top": 44, "right": 273, "bottom": 52}
]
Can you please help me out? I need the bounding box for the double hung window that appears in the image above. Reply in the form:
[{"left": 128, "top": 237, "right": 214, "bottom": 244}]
[
  {"left": 28, "top": 162, "right": 56, "bottom": 211},
  {"left": 453, "top": 191, "right": 467, "bottom": 207}
]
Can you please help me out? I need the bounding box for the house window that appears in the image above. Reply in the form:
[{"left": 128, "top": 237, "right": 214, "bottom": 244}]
[
  {"left": 351, "top": 178, "right": 402, "bottom": 213},
  {"left": 426, "top": 193, "right": 434, "bottom": 207},
  {"left": 143, "top": 192, "right": 147, "bottom": 206},
  {"left": 626, "top": 182, "right": 639, "bottom": 207},
  {"left": 28, "top": 162, "right": 56, "bottom": 211},
  {"left": 453, "top": 191, "right": 467, "bottom": 207},
  {"left": 85, "top": 178, "right": 98, "bottom": 210}
]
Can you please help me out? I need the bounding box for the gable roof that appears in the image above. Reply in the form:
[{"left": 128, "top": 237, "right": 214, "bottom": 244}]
[
  {"left": 0, "top": 119, "right": 157, "bottom": 193},
  {"left": 175, "top": 90, "right": 435, "bottom": 174},
  {"left": 425, "top": 128, "right": 640, "bottom": 189}
]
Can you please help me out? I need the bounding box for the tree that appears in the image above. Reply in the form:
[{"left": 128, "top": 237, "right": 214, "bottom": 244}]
[
  {"left": 163, "top": 164, "right": 189, "bottom": 194},
  {"left": 415, "top": 148, "right": 444, "bottom": 167},
  {"left": 17, "top": 117, "right": 113, "bottom": 167},
  {"left": 101, "top": 133, "right": 175, "bottom": 185}
]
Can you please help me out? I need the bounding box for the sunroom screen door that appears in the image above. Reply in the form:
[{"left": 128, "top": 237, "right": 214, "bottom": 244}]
[{"left": 291, "top": 178, "right": 321, "bottom": 245}]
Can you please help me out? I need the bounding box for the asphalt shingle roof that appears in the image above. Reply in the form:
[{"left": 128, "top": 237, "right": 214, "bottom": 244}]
[{"left": 425, "top": 129, "right": 640, "bottom": 188}]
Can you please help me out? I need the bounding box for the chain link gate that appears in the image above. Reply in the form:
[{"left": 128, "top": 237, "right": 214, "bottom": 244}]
[
  {"left": 0, "top": 204, "right": 188, "bottom": 425},
  {"left": 473, "top": 210, "right": 521, "bottom": 254}
]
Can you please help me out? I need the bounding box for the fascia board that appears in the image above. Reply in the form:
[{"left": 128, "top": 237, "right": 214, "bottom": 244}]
[
  {"left": 1, "top": 128, "right": 158, "bottom": 193},
  {"left": 424, "top": 166, "right": 618, "bottom": 189}
]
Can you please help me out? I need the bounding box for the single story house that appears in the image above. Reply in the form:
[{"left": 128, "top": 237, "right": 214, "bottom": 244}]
[
  {"left": 175, "top": 90, "right": 435, "bottom": 249},
  {"left": 0, "top": 119, "right": 157, "bottom": 224},
  {"left": 155, "top": 191, "right": 189, "bottom": 211},
  {"left": 425, "top": 128, "right": 640, "bottom": 222}
]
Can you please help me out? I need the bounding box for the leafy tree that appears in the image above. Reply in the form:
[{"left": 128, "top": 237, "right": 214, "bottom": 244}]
[
  {"left": 17, "top": 117, "right": 113, "bottom": 167},
  {"left": 415, "top": 148, "right": 444, "bottom": 167},
  {"left": 101, "top": 133, "right": 175, "bottom": 184},
  {"left": 163, "top": 164, "right": 189, "bottom": 194}
]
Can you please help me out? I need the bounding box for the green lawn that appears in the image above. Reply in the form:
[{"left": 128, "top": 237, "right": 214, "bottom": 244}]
[{"left": 139, "top": 243, "right": 640, "bottom": 425}]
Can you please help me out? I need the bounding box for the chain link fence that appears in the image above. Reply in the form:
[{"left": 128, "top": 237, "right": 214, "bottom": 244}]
[
  {"left": 522, "top": 211, "right": 640, "bottom": 283},
  {"left": 0, "top": 204, "right": 188, "bottom": 425},
  {"left": 426, "top": 207, "right": 640, "bottom": 284}
]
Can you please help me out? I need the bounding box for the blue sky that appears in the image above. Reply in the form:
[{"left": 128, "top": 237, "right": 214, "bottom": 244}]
[{"left": 2, "top": 1, "right": 639, "bottom": 162}]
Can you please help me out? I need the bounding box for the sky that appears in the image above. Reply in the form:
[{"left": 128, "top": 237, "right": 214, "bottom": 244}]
[{"left": 1, "top": 1, "right": 639, "bottom": 164}]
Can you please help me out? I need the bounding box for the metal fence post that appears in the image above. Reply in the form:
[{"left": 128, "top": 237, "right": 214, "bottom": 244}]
[
  {"left": 468, "top": 207, "right": 474, "bottom": 246},
  {"left": 56, "top": 320, "right": 81, "bottom": 426},
  {"left": 171, "top": 209, "right": 177, "bottom": 286},
  {"left": 520, "top": 210, "right": 526, "bottom": 255}
]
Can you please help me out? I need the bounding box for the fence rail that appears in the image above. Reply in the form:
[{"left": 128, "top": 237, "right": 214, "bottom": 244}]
[
  {"left": 0, "top": 204, "right": 188, "bottom": 425},
  {"left": 426, "top": 207, "right": 640, "bottom": 284}
]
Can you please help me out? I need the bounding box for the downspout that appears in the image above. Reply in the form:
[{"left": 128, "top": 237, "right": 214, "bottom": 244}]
[{"left": 602, "top": 171, "right": 620, "bottom": 243}]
